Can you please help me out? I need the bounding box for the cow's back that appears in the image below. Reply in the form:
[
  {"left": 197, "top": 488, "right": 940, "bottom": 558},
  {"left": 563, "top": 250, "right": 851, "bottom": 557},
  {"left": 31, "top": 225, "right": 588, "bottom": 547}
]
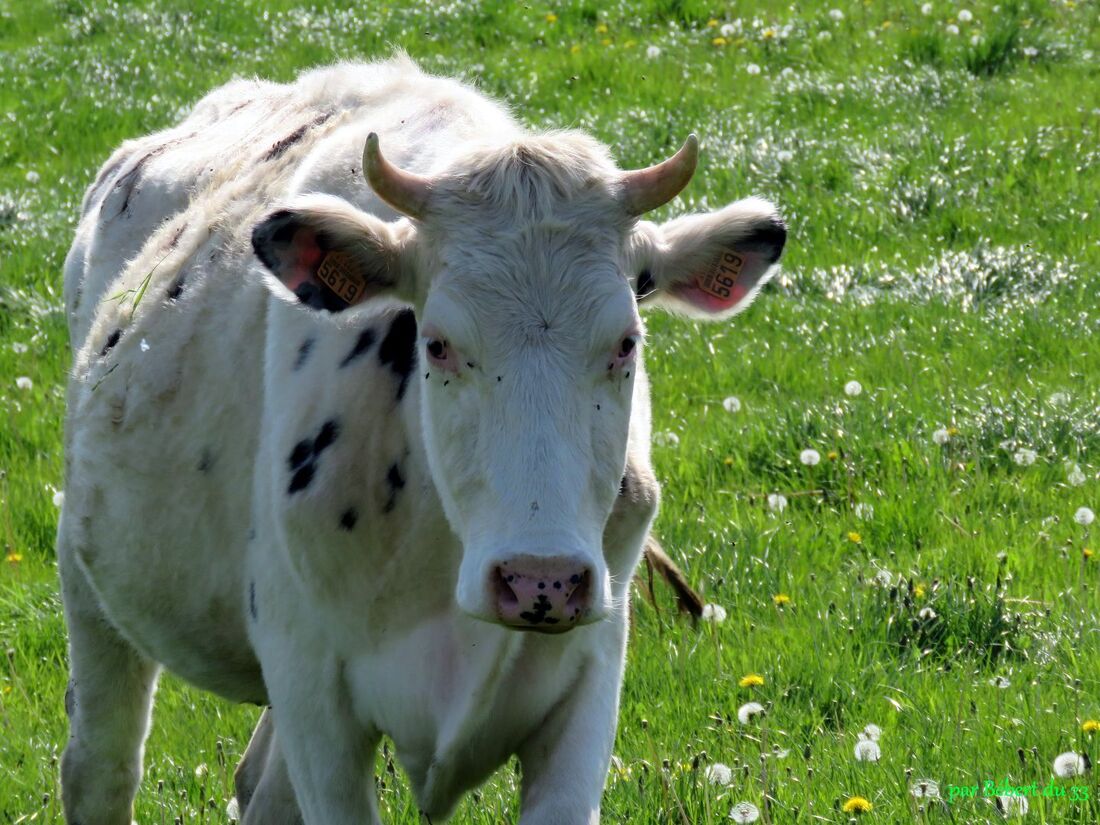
[{"left": 59, "top": 57, "right": 521, "bottom": 702}]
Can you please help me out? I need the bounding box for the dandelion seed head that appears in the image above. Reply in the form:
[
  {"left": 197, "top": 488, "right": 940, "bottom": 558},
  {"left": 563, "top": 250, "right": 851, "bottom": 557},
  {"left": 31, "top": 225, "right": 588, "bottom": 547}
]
[
  {"left": 996, "top": 794, "right": 1029, "bottom": 816},
  {"left": 829, "top": 9, "right": 845, "bottom": 20},
  {"left": 844, "top": 380, "right": 863, "bottom": 396},
  {"left": 1013, "top": 448, "right": 1037, "bottom": 466},
  {"left": 25, "top": 170, "right": 40, "bottom": 184},
  {"left": 722, "top": 396, "right": 742, "bottom": 413},
  {"left": 921, "top": 2, "right": 934, "bottom": 14},
  {"left": 646, "top": 45, "right": 661, "bottom": 58},
  {"left": 226, "top": 798, "right": 240, "bottom": 822},
  {"left": 702, "top": 604, "right": 727, "bottom": 623},
  {"left": 653, "top": 431, "right": 680, "bottom": 447},
  {"left": 767, "top": 493, "right": 788, "bottom": 513},
  {"left": 990, "top": 676, "right": 1011, "bottom": 689},
  {"left": 800, "top": 448, "right": 821, "bottom": 466},
  {"left": 729, "top": 801, "right": 760, "bottom": 823},
  {"left": 958, "top": 9, "right": 973, "bottom": 22},
  {"left": 706, "top": 762, "right": 733, "bottom": 785},
  {"left": 854, "top": 739, "right": 881, "bottom": 761},
  {"left": 863, "top": 723, "right": 882, "bottom": 741},
  {"left": 1066, "top": 463, "right": 1086, "bottom": 486},
  {"left": 52, "top": 490, "right": 65, "bottom": 508},
  {"left": 946, "top": 23, "right": 960, "bottom": 34},
  {"left": 738, "top": 701, "right": 766, "bottom": 724},
  {"left": 15, "top": 376, "right": 33, "bottom": 390},
  {"left": 932, "top": 427, "right": 951, "bottom": 445},
  {"left": 911, "top": 779, "right": 940, "bottom": 798},
  {"left": 1074, "top": 507, "right": 1094, "bottom": 526},
  {"left": 1053, "top": 751, "right": 1088, "bottom": 778}
]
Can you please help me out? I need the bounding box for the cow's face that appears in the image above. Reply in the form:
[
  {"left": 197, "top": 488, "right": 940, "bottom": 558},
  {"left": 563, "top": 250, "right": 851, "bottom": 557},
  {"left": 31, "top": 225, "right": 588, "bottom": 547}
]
[{"left": 253, "top": 132, "right": 785, "bottom": 632}]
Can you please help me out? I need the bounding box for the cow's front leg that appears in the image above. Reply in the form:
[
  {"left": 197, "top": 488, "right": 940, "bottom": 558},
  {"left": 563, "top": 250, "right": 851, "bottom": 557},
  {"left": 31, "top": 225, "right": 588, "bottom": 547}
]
[
  {"left": 260, "top": 649, "right": 381, "bottom": 825},
  {"left": 516, "top": 626, "right": 627, "bottom": 825}
]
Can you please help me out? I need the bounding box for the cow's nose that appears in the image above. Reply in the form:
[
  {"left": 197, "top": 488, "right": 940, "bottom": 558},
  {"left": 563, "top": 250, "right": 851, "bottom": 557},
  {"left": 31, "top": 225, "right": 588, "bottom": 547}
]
[{"left": 491, "top": 557, "right": 593, "bottom": 632}]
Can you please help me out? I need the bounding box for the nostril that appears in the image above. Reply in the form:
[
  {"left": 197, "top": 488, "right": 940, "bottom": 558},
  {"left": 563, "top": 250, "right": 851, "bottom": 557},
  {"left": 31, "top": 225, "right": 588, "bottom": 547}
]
[
  {"left": 566, "top": 570, "right": 591, "bottom": 621},
  {"left": 492, "top": 566, "right": 519, "bottom": 608}
]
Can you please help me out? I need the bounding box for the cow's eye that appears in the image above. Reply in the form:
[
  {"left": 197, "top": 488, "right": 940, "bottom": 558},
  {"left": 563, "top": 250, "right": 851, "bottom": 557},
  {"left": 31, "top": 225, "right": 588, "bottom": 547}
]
[
  {"left": 618, "top": 336, "right": 638, "bottom": 358},
  {"left": 427, "top": 339, "right": 447, "bottom": 359}
]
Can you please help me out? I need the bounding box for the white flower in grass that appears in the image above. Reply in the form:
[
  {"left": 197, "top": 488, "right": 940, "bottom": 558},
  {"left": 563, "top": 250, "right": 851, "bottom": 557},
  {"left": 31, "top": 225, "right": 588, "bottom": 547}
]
[
  {"left": 653, "top": 431, "right": 680, "bottom": 447},
  {"left": 932, "top": 427, "right": 951, "bottom": 445},
  {"left": 701, "top": 603, "right": 727, "bottom": 623},
  {"left": 989, "top": 676, "right": 1011, "bottom": 689},
  {"left": 921, "top": 3, "right": 934, "bottom": 15},
  {"left": 919, "top": 606, "right": 937, "bottom": 620},
  {"left": 854, "top": 738, "right": 881, "bottom": 761},
  {"left": 706, "top": 762, "right": 733, "bottom": 785},
  {"left": 722, "top": 396, "right": 742, "bottom": 413},
  {"left": 1049, "top": 391, "right": 1070, "bottom": 405},
  {"left": 854, "top": 502, "right": 874, "bottom": 520},
  {"left": 777, "top": 149, "right": 793, "bottom": 163},
  {"left": 11, "top": 342, "right": 28, "bottom": 353},
  {"left": 226, "top": 797, "right": 240, "bottom": 822},
  {"left": 946, "top": 23, "right": 960, "bottom": 34},
  {"left": 25, "top": 170, "right": 39, "bottom": 184},
  {"left": 958, "top": 9, "right": 973, "bottom": 22},
  {"left": 1074, "top": 507, "right": 1095, "bottom": 526},
  {"left": 910, "top": 779, "right": 940, "bottom": 798},
  {"left": 646, "top": 45, "right": 661, "bottom": 59},
  {"left": 863, "top": 723, "right": 882, "bottom": 741},
  {"left": 1066, "top": 463, "right": 1086, "bottom": 486},
  {"left": 871, "top": 568, "right": 894, "bottom": 588},
  {"left": 970, "top": 34, "right": 982, "bottom": 45},
  {"left": 800, "top": 448, "right": 820, "bottom": 466},
  {"left": 720, "top": 23, "right": 737, "bottom": 37},
  {"left": 767, "top": 493, "right": 788, "bottom": 513},
  {"left": 817, "top": 30, "right": 832, "bottom": 41},
  {"left": 15, "top": 376, "right": 33, "bottom": 390},
  {"left": 745, "top": 63, "right": 761, "bottom": 75},
  {"left": 996, "top": 794, "right": 1029, "bottom": 817},
  {"left": 844, "top": 380, "right": 862, "bottom": 397},
  {"left": 829, "top": 9, "right": 844, "bottom": 21},
  {"left": 194, "top": 763, "right": 208, "bottom": 779},
  {"left": 737, "top": 701, "right": 766, "bottom": 724},
  {"left": 1013, "top": 448, "right": 1037, "bottom": 466},
  {"left": 1053, "top": 751, "right": 1089, "bottom": 778},
  {"left": 52, "top": 490, "right": 65, "bottom": 508},
  {"left": 729, "top": 801, "right": 760, "bottom": 823}
]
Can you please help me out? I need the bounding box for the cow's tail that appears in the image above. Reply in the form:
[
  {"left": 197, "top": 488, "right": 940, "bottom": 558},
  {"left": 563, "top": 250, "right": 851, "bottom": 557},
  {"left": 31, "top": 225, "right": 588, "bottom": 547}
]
[{"left": 640, "top": 535, "right": 704, "bottom": 621}]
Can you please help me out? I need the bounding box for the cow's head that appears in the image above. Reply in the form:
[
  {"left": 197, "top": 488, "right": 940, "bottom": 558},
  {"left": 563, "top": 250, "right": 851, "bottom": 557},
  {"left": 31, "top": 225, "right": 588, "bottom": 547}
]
[{"left": 253, "top": 132, "right": 785, "bottom": 633}]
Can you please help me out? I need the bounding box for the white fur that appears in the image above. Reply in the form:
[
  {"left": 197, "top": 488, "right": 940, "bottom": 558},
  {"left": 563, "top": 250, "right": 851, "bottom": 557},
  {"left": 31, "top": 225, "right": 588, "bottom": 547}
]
[{"left": 58, "top": 56, "right": 782, "bottom": 824}]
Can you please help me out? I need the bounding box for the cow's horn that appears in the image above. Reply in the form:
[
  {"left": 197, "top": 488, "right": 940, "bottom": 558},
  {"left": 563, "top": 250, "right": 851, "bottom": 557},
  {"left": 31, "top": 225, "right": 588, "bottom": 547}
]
[
  {"left": 363, "top": 133, "right": 432, "bottom": 220},
  {"left": 619, "top": 134, "right": 699, "bottom": 216}
]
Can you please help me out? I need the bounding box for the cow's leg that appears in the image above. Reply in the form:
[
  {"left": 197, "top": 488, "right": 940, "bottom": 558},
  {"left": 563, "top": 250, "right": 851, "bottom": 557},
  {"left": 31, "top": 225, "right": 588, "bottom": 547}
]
[
  {"left": 59, "top": 557, "right": 160, "bottom": 825},
  {"left": 516, "top": 628, "right": 627, "bottom": 825},
  {"left": 259, "top": 648, "right": 381, "bottom": 825},
  {"left": 235, "top": 708, "right": 304, "bottom": 825}
]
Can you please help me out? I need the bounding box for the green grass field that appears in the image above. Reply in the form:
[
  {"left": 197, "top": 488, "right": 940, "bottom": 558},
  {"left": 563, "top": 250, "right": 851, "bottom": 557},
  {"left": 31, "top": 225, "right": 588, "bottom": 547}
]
[{"left": 2, "top": 0, "right": 1098, "bottom": 822}]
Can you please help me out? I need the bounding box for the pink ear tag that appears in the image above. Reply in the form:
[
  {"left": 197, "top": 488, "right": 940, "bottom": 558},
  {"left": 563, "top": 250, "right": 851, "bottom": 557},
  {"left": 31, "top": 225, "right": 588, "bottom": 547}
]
[{"left": 689, "top": 249, "right": 749, "bottom": 312}]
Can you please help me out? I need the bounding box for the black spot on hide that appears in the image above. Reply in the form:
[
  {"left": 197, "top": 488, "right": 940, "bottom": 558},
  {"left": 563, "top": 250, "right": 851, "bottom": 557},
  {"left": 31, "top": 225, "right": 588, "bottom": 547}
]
[
  {"left": 294, "top": 338, "right": 315, "bottom": 370},
  {"left": 249, "top": 580, "right": 257, "bottom": 621},
  {"left": 198, "top": 448, "right": 215, "bottom": 473},
  {"left": 100, "top": 328, "right": 121, "bottom": 356},
  {"left": 378, "top": 310, "right": 418, "bottom": 401},
  {"left": 288, "top": 439, "right": 313, "bottom": 471},
  {"left": 288, "top": 464, "right": 315, "bottom": 494},
  {"left": 314, "top": 419, "right": 340, "bottom": 454},
  {"left": 340, "top": 328, "right": 377, "bottom": 368},
  {"left": 382, "top": 463, "right": 406, "bottom": 514},
  {"left": 339, "top": 507, "right": 358, "bottom": 531}
]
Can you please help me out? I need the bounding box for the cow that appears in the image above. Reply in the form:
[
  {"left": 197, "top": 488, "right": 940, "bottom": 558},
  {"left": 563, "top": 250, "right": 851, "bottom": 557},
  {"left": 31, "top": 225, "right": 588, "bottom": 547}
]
[{"left": 58, "top": 56, "right": 785, "bottom": 825}]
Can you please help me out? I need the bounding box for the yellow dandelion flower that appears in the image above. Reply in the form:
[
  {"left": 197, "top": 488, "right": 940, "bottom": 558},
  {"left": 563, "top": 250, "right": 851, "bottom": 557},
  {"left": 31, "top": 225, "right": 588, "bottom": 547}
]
[
  {"left": 739, "top": 673, "right": 765, "bottom": 688},
  {"left": 763, "top": 28, "right": 776, "bottom": 39},
  {"left": 545, "top": 12, "right": 558, "bottom": 23},
  {"left": 2, "top": 684, "right": 11, "bottom": 695},
  {"left": 848, "top": 531, "right": 862, "bottom": 544},
  {"left": 914, "top": 584, "right": 926, "bottom": 598},
  {"left": 947, "top": 426, "right": 959, "bottom": 436},
  {"left": 724, "top": 457, "right": 734, "bottom": 466},
  {"left": 601, "top": 37, "right": 612, "bottom": 46},
  {"left": 570, "top": 43, "right": 581, "bottom": 53},
  {"left": 595, "top": 23, "right": 608, "bottom": 34},
  {"left": 828, "top": 450, "right": 839, "bottom": 461},
  {"left": 773, "top": 593, "right": 791, "bottom": 606},
  {"left": 5, "top": 551, "right": 23, "bottom": 563},
  {"left": 1083, "top": 719, "right": 1100, "bottom": 733},
  {"left": 881, "top": 20, "right": 892, "bottom": 28},
  {"left": 624, "top": 39, "right": 636, "bottom": 48},
  {"left": 843, "top": 796, "right": 873, "bottom": 814},
  {"left": 706, "top": 18, "right": 719, "bottom": 27},
  {"left": 1084, "top": 548, "right": 1093, "bottom": 559},
  {"left": 712, "top": 36, "right": 728, "bottom": 46}
]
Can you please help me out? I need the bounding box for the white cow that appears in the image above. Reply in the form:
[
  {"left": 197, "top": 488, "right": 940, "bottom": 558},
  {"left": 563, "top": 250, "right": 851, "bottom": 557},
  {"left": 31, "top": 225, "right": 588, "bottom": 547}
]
[{"left": 58, "top": 56, "right": 785, "bottom": 825}]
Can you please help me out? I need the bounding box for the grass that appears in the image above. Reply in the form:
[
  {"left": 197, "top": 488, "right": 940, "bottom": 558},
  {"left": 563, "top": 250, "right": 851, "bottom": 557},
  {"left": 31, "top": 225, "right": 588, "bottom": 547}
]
[{"left": 1, "top": 0, "right": 1098, "bottom": 822}]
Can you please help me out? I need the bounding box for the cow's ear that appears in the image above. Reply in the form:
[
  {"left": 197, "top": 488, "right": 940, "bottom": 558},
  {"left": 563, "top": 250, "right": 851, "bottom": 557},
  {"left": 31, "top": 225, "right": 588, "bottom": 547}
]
[
  {"left": 627, "top": 197, "right": 786, "bottom": 319},
  {"left": 252, "top": 195, "right": 418, "bottom": 312}
]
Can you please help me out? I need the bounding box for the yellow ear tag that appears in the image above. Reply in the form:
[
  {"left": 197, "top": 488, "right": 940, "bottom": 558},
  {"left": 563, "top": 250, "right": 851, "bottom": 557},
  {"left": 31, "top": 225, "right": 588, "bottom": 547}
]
[
  {"left": 315, "top": 252, "right": 366, "bottom": 305},
  {"left": 696, "top": 249, "right": 744, "bottom": 301}
]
